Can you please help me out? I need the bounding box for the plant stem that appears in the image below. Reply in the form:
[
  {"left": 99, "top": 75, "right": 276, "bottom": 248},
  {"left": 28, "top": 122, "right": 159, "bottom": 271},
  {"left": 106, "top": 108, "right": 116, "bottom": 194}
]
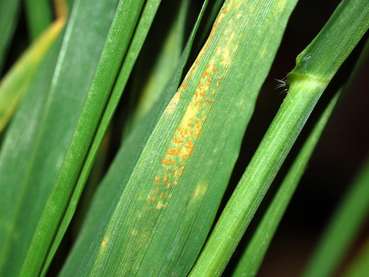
[
  {"left": 344, "top": 239, "right": 369, "bottom": 277},
  {"left": 233, "top": 91, "right": 340, "bottom": 277},
  {"left": 235, "top": 35, "right": 369, "bottom": 277},
  {"left": 301, "top": 39, "right": 369, "bottom": 277},
  {"left": 190, "top": 0, "right": 369, "bottom": 275},
  {"left": 304, "top": 157, "right": 369, "bottom": 277}
]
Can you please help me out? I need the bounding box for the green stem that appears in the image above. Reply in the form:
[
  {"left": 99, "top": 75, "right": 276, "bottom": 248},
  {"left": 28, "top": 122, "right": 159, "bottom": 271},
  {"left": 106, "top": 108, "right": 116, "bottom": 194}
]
[
  {"left": 190, "top": 0, "right": 369, "bottom": 275},
  {"left": 301, "top": 40, "right": 369, "bottom": 277},
  {"left": 235, "top": 36, "right": 369, "bottom": 277},
  {"left": 344, "top": 239, "right": 369, "bottom": 277},
  {"left": 233, "top": 91, "right": 340, "bottom": 277},
  {"left": 303, "top": 157, "right": 369, "bottom": 277}
]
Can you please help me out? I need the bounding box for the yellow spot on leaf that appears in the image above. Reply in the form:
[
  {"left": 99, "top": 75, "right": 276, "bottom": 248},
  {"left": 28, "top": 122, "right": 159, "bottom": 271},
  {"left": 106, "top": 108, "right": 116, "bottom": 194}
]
[
  {"left": 192, "top": 182, "right": 208, "bottom": 199},
  {"left": 165, "top": 92, "right": 181, "bottom": 115},
  {"left": 147, "top": 0, "right": 243, "bottom": 211},
  {"left": 101, "top": 237, "right": 109, "bottom": 248},
  {"left": 156, "top": 201, "right": 167, "bottom": 210}
]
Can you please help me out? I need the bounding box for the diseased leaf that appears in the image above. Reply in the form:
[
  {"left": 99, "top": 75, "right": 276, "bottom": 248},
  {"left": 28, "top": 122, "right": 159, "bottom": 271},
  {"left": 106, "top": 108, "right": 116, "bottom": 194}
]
[
  {"left": 61, "top": 1, "right": 211, "bottom": 274},
  {"left": 191, "top": 0, "right": 369, "bottom": 275},
  {"left": 61, "top": 0, "right": 298, "bottom": 275}
]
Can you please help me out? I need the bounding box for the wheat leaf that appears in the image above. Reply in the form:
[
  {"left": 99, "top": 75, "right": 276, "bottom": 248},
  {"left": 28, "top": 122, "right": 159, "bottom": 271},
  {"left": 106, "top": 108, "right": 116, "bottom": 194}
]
[
  {"left": 191, "top": 0, "right": 369, "bottom": 275},
  {"left": 61, "top": 0, "right": 298, "bottom": 275}
]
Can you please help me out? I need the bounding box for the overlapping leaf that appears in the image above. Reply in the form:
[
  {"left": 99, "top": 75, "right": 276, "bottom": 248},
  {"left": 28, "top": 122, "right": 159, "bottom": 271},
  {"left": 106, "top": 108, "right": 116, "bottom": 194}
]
[
  {"left": 0, "top": 0, "right": 121, "bottom": 274},
  {"left": 61, "top": 0, "right": 298, "bottom": 275},
  {"left": 191, "top": 0, "right": 369, "bottom": 275},
  {"left": 0, "top": 16, "right": 65, "bottom": 133}
]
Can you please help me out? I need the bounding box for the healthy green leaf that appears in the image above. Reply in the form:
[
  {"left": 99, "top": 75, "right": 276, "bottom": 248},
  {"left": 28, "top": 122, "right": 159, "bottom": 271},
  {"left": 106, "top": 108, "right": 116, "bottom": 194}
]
[
  {"left": 126, "top": 1, "right": 189, "bottom": 133},
  {"left": 61, "top": 0, "right": 298, "bottom": 275},
  {"left": 25, "top": 0, "right": 53, "bottom": 39},
  {"left": 0, "top": 0, "right": 122, "bottom": 275},
  {"left": 234, "top": 91, "right": 340, "bottom": 277},
  {"left": 43, "top": 0, "right": 163, "bottom": 273},
  {"left": 190, "top": 0, "right": 369, "bottom": 275},
  {"left": 0, "top": 40, "right": 62, "bottom": 277},
  {"left": 0, "top": 0, "right": 21, "bottom": 72},
  {"left": 235, "top": 37, "right": 369, "bottom": 277},
  {"left": 0, "top": 18, "right": 65, "bottom": 133},
  {"left": 301, "top": 39, "right": 369, "bottom": 277}
]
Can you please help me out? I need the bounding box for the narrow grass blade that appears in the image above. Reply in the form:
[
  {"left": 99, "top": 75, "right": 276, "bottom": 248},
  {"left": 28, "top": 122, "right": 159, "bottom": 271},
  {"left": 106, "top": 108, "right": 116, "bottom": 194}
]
[
  {"left": 42, "top": 0, "right": 163, "bottom": 273},
  {"left": 0, "top": 0, "right": 21, "bottom": 72},
  {"left": 61, "top": 0, "right": 297, "bottom": 275},
  {"left": 190, "top": 1, "right": 369, "bottom": 275},
  {"left": 344, "top": 239, "right": 369, "bottom": 277},
  {"left": 25, "top": 0, "right": 53, "bottom": 39},
  {"left": 304, "top": 157, "right": 369, "bottom": 277},
  {"left": 301, "top": 39, "right": 369, "bottom": 277},
  {"left": 0, "top": 0, "right": 122, "bottom": 275},
  {"left": 303, "top": 82, "right": 369, "bottom": 277},
  {"left": 0, "top": 40, "right": 62, "bottom": 276},
  {"left": 235, "top": 37, "right": 369, "bottom": 277},
  {"left": 60, "top": 1, "right": 210, "bottom": 274},
  {"left": 126, "top": 1, "right": 189, "bottom": 132},
  {"left": 0, "top": 17, "right": 65, "bottom": 133},
  {"left": 234, "top": 91, "right": 340, "bottom": 277},
  {"left": 197, "top": 0, "right": 224, "bottom": 46}
]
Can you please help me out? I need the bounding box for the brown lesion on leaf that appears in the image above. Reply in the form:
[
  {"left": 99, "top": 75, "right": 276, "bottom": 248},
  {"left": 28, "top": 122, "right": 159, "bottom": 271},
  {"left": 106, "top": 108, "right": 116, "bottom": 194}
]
[{"left": 146, "top": 0, "right": 244, "bottom": 210}]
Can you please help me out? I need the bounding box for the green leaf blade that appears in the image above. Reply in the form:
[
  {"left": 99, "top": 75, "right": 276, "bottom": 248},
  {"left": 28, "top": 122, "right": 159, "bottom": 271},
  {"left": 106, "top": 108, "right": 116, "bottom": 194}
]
[
  {"left": 234, "top": 91, "right": 340, "bottom": 277},
  {"left": 0, "top": 19, "right": 64, "bottom": 133},
  {"left": 0, "top": 0, "right": 120, "bottom": 274},
  {"left": 62, "top": 0, "right": 298, "bottom": 275},
  {"left": 191, "top": 0, "right": 369, "bottom": 275},
  {"left": 0, "top": 0, "right": 21, "bottom": 72},
  {"left": 25, "top": 0, "right": 53, "bottom": 40}
]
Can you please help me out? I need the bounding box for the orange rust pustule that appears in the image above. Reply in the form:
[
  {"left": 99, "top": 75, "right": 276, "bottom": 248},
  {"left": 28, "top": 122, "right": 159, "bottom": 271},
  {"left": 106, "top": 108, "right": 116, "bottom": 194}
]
[{"left": 146, "top": 0, "right": 242, "bottom": 210}]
